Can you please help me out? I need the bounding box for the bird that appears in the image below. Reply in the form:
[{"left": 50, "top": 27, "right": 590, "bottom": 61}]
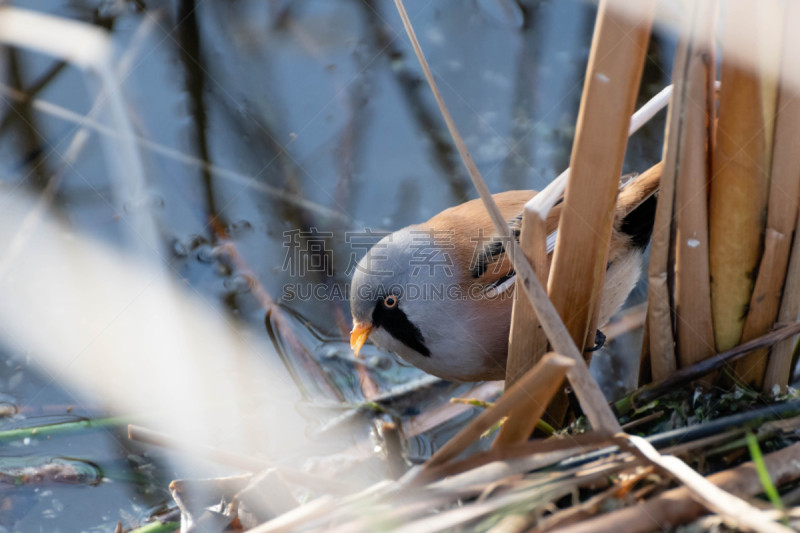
[{"left": 350, "top": 162, "right": 663, "bottom": 382}]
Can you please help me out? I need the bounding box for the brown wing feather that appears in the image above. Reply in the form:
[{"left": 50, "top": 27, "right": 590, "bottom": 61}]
[
  {"left": 424, "top": 191, "right": 535, "bottom": 288},
  {"left": 423, "top": 160, "right": 663, "bottom": 290}
]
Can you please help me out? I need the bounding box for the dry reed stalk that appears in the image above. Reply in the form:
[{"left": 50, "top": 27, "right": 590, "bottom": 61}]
[
  {"left": 757, "top": 1, "right": 785, "bottom": 165},
  {"left": 419, "top": 433, "right": 608, "bottom": 482},
  {"left": 495, "top": 350, "right": 569, "bottom": 445},
  {"left": 672, "top": 0, "right": 717, "bottom": 369},
  {"left": 645, "top": 115, "right": 677, "bottom": 380},
  {"left": 555, "top": 441, "right": 800, "bottom": 533},
  {"left": 425, "top": 353, "right": 572, "bottom": 469},
  {"left": 619, "top": 435, "right": 792, "bottom": 533},
  {"left": 740, "top": 230, "right": 790, "bottom": 384},
  {"left": 731, "top": 0, "right": 787, "bottom": 386},
  {"left": 503, "top": 170, "right": 568, "bottom": 394},
  {"left": 766, "top": 212, "right": 800, "bottom": 389},
  {"left": 542, "top": 0, "right": 654, "bottom": 424},
  {"left": 746, "top": 0, "right": 800, "bottom": 392},
  {"left": 533, "top": 466, "right": 654, "bottom": 531},
  {"left": 710, "top": 3, "right": 771, "bottom": 368},
  {"left": 505, "top": 211, "right": 550, "bottom": 388},
  {"left": 393, "top": 0, "right": 621, "bottom": 435},
  {"left": 488, "top": 515, "right": 529, "bottom": 533},
  {"left": 695, "top": 511, "right": 800, "bottom": 532},
  {"left": 638, "top": 311, "right": 652, "bottom": 385},
  {"left": 642, "top": 23, "right": 711, "bottom": 382},
  {"left": 424, "top": 447, "right": 600, "bottom": 495},
  {"left": 546, "top": 0, "right": 654, "bottom": 358},
  {"left": 395, "top": 457, "right": 641, "bottom": 533}
]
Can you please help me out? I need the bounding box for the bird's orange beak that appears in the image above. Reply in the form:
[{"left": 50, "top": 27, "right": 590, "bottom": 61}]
[{"left": 350, "top": 321, "right": 373, "bottom": 357}]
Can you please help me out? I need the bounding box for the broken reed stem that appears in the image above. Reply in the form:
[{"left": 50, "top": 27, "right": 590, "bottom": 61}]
[
  {"left": 505, "top": 211, "right": 549, "bottom": 387},
  {"left": 494, "top": 351, "right": 569, "bottom": 446},
  {"left": 754, "top": 0, "right": 800, "bottom": 392},
  {"left": 248, "top": 496, "right": 337, "bottom": 533},
  {"left": 710, "top": 3, "right": 771, "bottom": 374},
  {"left": 546, "top": 0, "right": 655, "bottom": 359},
  {"left": 617, "top": 320, "right": 800, "bottom": 415},
  {"left": 741, "top": 231, "right": 791, "bottom": 383},
  {"left": 418, "top": 433, "right": 608, "bottom": 483},
  {"left": 425, "top": 353, "right": 572, "bottom": 469},
  {"left": 542, "top": 0, "right": 655, "bottom": 426},
  {"left": 641, "top": 24, "right": 717, "bottom": 381},
  {"left": 394, "top": 458, "right": 642, "bottom": 533},
  {"left": 645, "top": 105, "right": 678, "bottom": 380},
  {"left": 534, "top": 466, "right": 656, "bottom": 531},
  {"left": 556, "top": 441, "right": 800, "bottom": 533},
  {"left": 393, "top": 0, "right": 621, "bottom": 435},
  {"left": 733, "top": 0, "right": 789, "bottom": 388},
  {"left": 672, "top": 0, "right": 717, "bottom": 370},
  {"left": 766, "top": 213, "right": 800, "bottom": 390},
  {"left": 618, "top": 435, "right": 793, "bottom": 533}
]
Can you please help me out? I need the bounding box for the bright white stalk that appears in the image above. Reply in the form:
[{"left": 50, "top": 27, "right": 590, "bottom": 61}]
[
  {"left": 0, "top": 7, "right": 156, "bottom": 258},
  {"left": 526, "top": 83, "right": 674, "bottom": 221}
]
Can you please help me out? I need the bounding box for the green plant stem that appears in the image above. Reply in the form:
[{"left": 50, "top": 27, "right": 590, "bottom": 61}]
[
  {"left": 746, "top": 431, "right": 785, "bottom": 514},
  {"left": 128, "top": 521, "right": 180, "bottom": 533},
  {"left": 0, "top": 416, "right": 127, "bottom": 443}
]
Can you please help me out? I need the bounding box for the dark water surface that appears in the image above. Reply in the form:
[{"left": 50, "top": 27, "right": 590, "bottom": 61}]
[{"left": 0, "top": 1, "right": 670, "bottom": 530}]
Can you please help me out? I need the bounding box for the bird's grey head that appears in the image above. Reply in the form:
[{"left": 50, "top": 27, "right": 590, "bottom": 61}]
[
  {"left": 349, "top": 224, "right": 514, "bottom": 382},
  {"left": 349, "top": 226, "right": 442, "bottom": 359}
]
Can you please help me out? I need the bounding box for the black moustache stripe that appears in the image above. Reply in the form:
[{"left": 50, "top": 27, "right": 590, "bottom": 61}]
[{"left": 372, "top": 303, "right": 431, "bottom": 357}]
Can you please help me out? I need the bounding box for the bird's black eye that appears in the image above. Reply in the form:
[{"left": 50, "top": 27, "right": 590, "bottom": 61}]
[
  {"left": 383, "top": 295, "right": 398, "bottom": 309},
  {"left": 372, "top": 293, "right": 430, "bottom": 357}
]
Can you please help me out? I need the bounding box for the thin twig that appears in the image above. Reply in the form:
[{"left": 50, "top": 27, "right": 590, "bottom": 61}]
[
  {"left": 617, "top": 321, "right": 800, "bottom": 414},
  {"left": 0, "top": 83, "right": 351, "bottom": 223},
  {"left": 419, "top": 433, "right": 609, "bottom": 483}
]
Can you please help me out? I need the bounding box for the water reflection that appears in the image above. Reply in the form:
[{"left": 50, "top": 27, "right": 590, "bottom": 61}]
[{"left": 0, "top": 0, "right": 670, "bottom": 530}]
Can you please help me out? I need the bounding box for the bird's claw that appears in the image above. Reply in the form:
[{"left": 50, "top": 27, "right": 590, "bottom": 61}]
[{"left": 585, "top": 329, "right": 606, "bottom": 352}]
